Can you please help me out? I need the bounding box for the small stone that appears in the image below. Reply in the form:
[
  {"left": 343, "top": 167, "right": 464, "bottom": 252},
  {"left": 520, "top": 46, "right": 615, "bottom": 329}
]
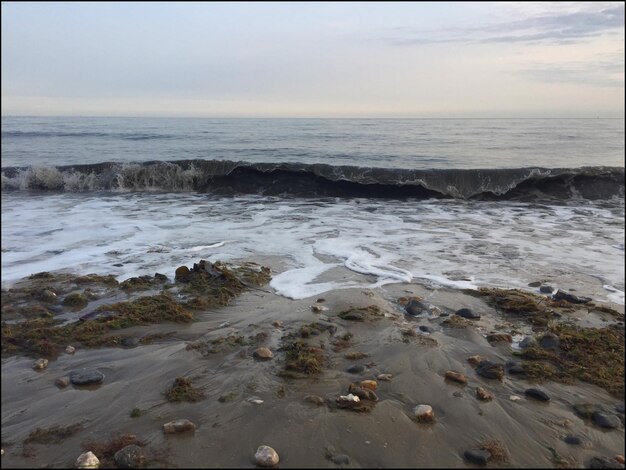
[
  {"left": 519, "top": 336, "right": 537, "bottom": 349},
  {"left": 341, "top": 311, "right": 364, "bottom": 321},
  {"left": 120, "top": 337, "right": 139, "bottom": 348},
  {"left": 331, "top": 454, "right": 350, "bottom": 465},
  {"left": 65, "top": 345, "right": 76, "bottom": 354},
  {"left": 40, "top": 289, "right": 58, "bottom": 302},
  {"left": 311, "top": 305, "right": 328, "bottom": 313},
  {"left": 405, "top": 299, "right": 430, "bottom": 316},
  {"left": 467, "top": 355, "right": 483, "bottom": 366},
  {"left": 316, "top": 298, "right": 326, "bottom": 303},
  {"left": 348, "top": 385, "right": 378, "bottom": 401},
  {"left": 525, "top": 388, "right": 550, "bottom": 402},
  {"left": 113, "top": 444, "right": 145, "bottom": 469},
  {"left": 588, "top": 456, "right": 623, "bottom": 469},
  {"left": 464, "top": 449, "right": 492, "bottom": 466},
  {"left": 304, "top": 395, "right": 325, "bottom": 406},
  {"left": 360, "top": 380, "right": 378, "bottom": 391},
  {"left": 413, "top": 404, "right": 435, "bottom": 423},
  {"left": 539, "top": 285, "right": 554, "bottom": 294},
  {"left": 419, "top": 325, "right": 434, "bottom": 333},
  {"left": 539, "top": 333, "right": 560, "bottom": 351},
  {"left": 346, "top": 364, "right": 366, "bottom": 374},
  {"left": 272, "top": 320, "right": 283, "bottom": 328},
  {"left": 162, "top": 419, "right": 196, "bottom": 434},
  {"left": 615, "top": 456, "right": 625, "bottom": 465},
  {"left": 254, "top": 445, "right": 279, "bottom": 467},
  {"left": 345, "top": 351, "right": 368, "bottom": 360},
  {"left": 336, "top": 394, "right": 361, "bottom": 408},
  {"left": 218, "top": 321, "right": 230, "bottom": 328},
  {"left": 506, "top": 361, "right": 525, "bottom": 375},
  {"left": 33, "top": 358, "right": 48, "bottom": 370},
  {"left": 592, "top": 412, "right": 621, "bottom": 429},
  {"left": 445, "top": 371, "right": 468, "bottom": 385},
  {"left": 486, "top": 333, "right": 512, "bottom": 343},
  {"left": 69, "top": 369, "right": 104, "bottom": 386},
  {"left": 55, "top": 377, "right": 70, "bottom": 388},
  {"left": 509, "top": 395, "right": 521, "bottom": 401},
  {"left": 476, "top": 387, "right": 494, "bottom": 401},
  {"left": 453, "top": 391, "right": 463, "bottom": 398},
  {"left": 253, "top": 347, "right": 274, "bottom": 360},
  {"left": 248, "top": 399, "right": 264, "bottom": 405},
  {"left": 377, "top": 373, "right": 393, "bottom": 381},
  {"left": 475, "top": 360, "right": 505, "bottom": 380},
  {"left": 574, "top": 403, "right": 604, "bottom": 419},
  {"left": 455, "top": 308, "right": 480, "bottom": 319},
  {"left": 553, "top": 289, "right": 592, "bottom": 304},
  {"left": 75, "top": 451, "right": 100, "bottom": 468},
  {"left": 528, "top": 281, "right": 542, "bottom": 287},
  {"left": 563, "top": 435, "right": 583, "bottom": 445}
]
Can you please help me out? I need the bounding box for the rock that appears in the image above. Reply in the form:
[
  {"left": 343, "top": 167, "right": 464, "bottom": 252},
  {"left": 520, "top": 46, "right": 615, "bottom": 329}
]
[
  {"left": 476, "top": 387, "right": 494, "bottom": 401},
  {"left": 464, "top": 449, "right": 492, "bottom": 466},
  {"left": 519, "top": 336, "right": 537, "bottom": 349},
  {"left": 616, "top": 404, "right": 625, "bottom": 414},
  {"left": 486, "top": 333, "right": 512, "bottom": 343},
  {"left": 445, "top": 371, "right": 468, "bottom": 385},
  {"left": 336, "top": 394, "right": 360, "bottom": 408},
  {"left": 69, "top": 369, "right": 104, "bottom": 386},
  {"left": 475, "top": 360, "right": 505, "bottom": 380},
  {"left": 405, "top": 299, "right": 430, "bottom": 316},
  {"left": 453, "top": 391, "right": 463, "bottom": 398},
  {"left": 33, "top": 358, "right": 48, "bottom": 370},
  {"left": 592, "top": 412, "right": 621, "bottom": 429},
  {"left": 174, "top": 265, "right": 191, "bottom": 281},
  {"left": 341, "top": 311, "right": 364, "bottom": 321},
  {"left": 540, "top": 285, "right": 554, "bottom": 294},
  {"left": 272, "top": 320, "right": 283, "bottom": 328},
  {"left": 316, "top": 298, "right": 326, "bottom": 303},
  {"left": 346, "top": 364, "right": 366, "bottom": 374},
  {"left": 154, "top": 273, "right": 168, "bottom": 281},
  {"left": 75, "top": 451, "right": 100, "bottom": 468},
  {"left": 360, "top": 380, "right": 378, "bottom": 391},
  {"left": 525, "top": 388, "right": 550, "bottom": 402},
  {"left": 347, "top": 385, "right": 378, "bottom": 401},
  {"left": 506, "top": 361, "right": 525, "bottom": 375},
  {"left": 528, "top": 281, "right": 542, "bottom": 287},
  {"left": 331, "top": 454, "right": 350, "bottom": 465},
  {"left": 311, "top": 305, "right": 328, "bottom": 313},
  {"left": 509, "top": 395, "right": 521, "bottom": 401},
  {"left": 66, "top": 345, "right": 76, "bottom": 354},
  {"left": 113, "top": 444, "right": 145, "bottom": 468},
  {"left": 563, "top": 435, "right": 583, "bottom": 445},
  {"left": 455, "top": 308, "right": 480, "bottom": 319},
  {"left": 588, "top": 456, "right": 623, "bottom": 469},
  {"left": 255, "top": 445, "right": 279, "bottom": 467},
  {"left": 253, "top": 347, "right": 274, "bottom": 360},
  {"left": 55, "top": 377, "right": 70, "bottom": 388},
  {"left": 539, "top": 333, "right": 560, "bottom": 351},
  {"left": 163, "top": 419, "right": 196, "bottom": 433},
  {"left": 467, "top": 355, "right": 483, "bottom": 366},
  {"left": 413, "top": 404, "right": 435, "bottom": 423},
  {"left": 120, "top": 337, "right": 139, "bottom": 348},
  {"left": 40, "top": 289, "right": 58, "bottom": 302},
  {"left": 419, "top": 325, "right": 434, "bottom": 333},
  {"left": 304, "top": 395, "right": 325, "bottom": 406},
  {"left": 615, "top": 456, "right": 625, "bottom": 465},
  {"left": 345, "top": 351, "right": 368, "bottom": 360},
  {"left": 377, "top": 373, "right": 393, "bottom": 381},
  {"left": 553, "top": 289, "right": 592, "bottom": 304},
  {"left": 574, "top": 403, "right": 604, "bottom": 419}
]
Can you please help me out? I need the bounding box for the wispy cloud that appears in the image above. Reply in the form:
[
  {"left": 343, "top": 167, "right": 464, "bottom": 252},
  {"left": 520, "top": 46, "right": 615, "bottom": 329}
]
[
  {"left": 518, "top": 55, "right": 625, "bottom": 87},
  {"left": 386, "top": 5, "right": 624, "bottom": 46}
]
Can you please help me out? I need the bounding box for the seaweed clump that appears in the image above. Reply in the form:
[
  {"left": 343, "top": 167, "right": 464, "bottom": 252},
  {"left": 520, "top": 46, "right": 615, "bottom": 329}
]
[
  {"left": 480, "top": 439, "right": 510, "bottom": 464},
  {"left": 516, "top": 323, "right": 624, "bottom": 397},
  {"left": 82, "top": 433, "right": 145, "bottom": 465},
  {"left": 164, "top": 377, "right": 206, "bottom": 403},
  {"left": 23, "top": 423, "right": 83, "bottom": 444},
  {"left": 281, "top": 340, "right": 325, "bottom": 377}
]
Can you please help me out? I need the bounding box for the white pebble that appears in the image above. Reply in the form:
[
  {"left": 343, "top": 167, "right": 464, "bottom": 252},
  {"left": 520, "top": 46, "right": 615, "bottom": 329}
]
[
  {"left": 254, "top": 445, "right": 279, "bottom": 467},
  {"left": 509, "top": 395, "right": 521, "bottom": 401},
  {"left": 33, "top": 358, "right": 48, "bottom": 370},
  {"left": 66, "top": 345, "right": 76, "bottom": 354},
  {"left": 75, "top": 451, "right": 100, "bottom": 468}
]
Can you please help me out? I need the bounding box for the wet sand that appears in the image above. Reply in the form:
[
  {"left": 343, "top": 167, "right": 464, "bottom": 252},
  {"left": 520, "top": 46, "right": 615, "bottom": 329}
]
[{"left": 1, "top": 268, "right": 624, "bottom": 468}]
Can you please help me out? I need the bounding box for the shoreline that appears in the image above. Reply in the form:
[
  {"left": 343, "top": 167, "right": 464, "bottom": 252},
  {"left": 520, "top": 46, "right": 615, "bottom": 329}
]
[{"left": 1, "top": 260, "right": 624, "bottom": 468}]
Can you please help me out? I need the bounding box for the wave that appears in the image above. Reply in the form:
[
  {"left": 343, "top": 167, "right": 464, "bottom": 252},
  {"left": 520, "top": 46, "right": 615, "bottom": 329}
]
[
  {"left": 1, "top": 130, "right": 174, "bottom": 141},
  {"left": 1, "top": 159, "right": 624, "bottom": 200}
]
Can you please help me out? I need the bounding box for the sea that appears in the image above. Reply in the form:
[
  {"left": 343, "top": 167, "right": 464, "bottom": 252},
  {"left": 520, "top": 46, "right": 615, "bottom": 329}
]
[{"left": 1, "top": 116, "right": 624, "bottom": 304}]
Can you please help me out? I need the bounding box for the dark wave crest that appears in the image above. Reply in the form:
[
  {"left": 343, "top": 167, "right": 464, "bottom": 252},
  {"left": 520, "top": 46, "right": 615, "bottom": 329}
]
[
  {"left": 1, "top": 130, "right": 174, "bottom": 141},
  {"left": 1, "top": 159, "right": 624, "bottom": 200}
]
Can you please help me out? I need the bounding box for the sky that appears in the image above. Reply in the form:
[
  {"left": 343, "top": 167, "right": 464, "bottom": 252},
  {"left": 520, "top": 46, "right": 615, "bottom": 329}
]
[{"left": 1, "top": 2, "right": 624, "bottom": 118}]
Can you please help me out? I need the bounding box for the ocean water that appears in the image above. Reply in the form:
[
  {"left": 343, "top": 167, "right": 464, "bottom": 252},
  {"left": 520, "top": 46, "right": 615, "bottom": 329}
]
[{"left": 1, "top": 117, "right": 624, "bottom": 304}]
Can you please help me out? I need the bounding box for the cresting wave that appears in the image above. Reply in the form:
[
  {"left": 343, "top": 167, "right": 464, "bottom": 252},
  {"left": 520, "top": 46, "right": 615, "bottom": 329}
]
[{"left": 1, "top": 159, "right": 624, "bottom": 200}]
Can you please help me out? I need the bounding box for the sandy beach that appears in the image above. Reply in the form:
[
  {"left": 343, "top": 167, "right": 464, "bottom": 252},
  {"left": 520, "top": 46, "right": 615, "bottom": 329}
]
[{"left": 1, "top": 259, "right": 624, "bottom": 468}]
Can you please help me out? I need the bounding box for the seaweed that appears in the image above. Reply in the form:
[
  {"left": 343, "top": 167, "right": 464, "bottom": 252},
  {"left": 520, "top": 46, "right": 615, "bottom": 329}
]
[
  {"left": 283, "top": 341, "right": 325, "bottom": 376},
  {"left": 480, "top": 439, "right": 510, "bottom": 464},
  {"left": 164, "top": 377, "right": 205, "bottom": 403},
  {"left": 23, "top": 423, "right": 83, "bottom": 444},
  {"left": 82, "top": 433, "right": 145, "bottom": 462}
]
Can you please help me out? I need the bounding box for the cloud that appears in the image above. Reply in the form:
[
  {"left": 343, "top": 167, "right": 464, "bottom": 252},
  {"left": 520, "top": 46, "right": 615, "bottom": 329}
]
[
  {"left": 386, "top": 4, "right": 624, "bottom": 45},
  {"left": 517, "top": 54, "right": 625, "bottom": 87}
]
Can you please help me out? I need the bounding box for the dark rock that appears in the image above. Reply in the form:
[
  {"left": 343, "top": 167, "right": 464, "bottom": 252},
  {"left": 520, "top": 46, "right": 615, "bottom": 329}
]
[
  {"left": 487, "top": 333, "right": 512, "bottom": 343},
  {"left": 506, "top": 361, "right": 525, "bottom": 375},
  {"left": 553, "top": 289, "right": 592, "bottom": 304},
  {"left": 121, "top": 337, "right": 139, "bottom": 348},
  {"left": 346, "top": 364, "right": 366, "bottom": 374},
  {"left": 419, "top": 325, "right": 434, "bottom": 333},
  {"left": 453, "top": 391, "right": 463, "bottom": 398},
  {"left": 113, "top": 444, "right": 145, "bottom": 469},
  {"left": 347, "top": 386, "right": 378, "bottom": 401},
  {"left": 519, "top": 336, "right": 537, "bottom": 348},
  {"left": 592, "top": 412, "right": 621, "bottom": 429},
  {"left": 341, "top": 312, "right": 365, "bottom": 321},
  {"left": 69, "top": 369, "right": 104, "bottom": 386},
  {"left": 154, "top": 273, "right": 168, "bottom": 281},
  {"left": 455, "top": 308, "right": 480, "bottom": 319},
  {"left": 588, "top": 456, "right": 623, "bottom": 469},
  {"left": 464, "top": 449, "right": 491, "bottom": 466},
  {"left": 574, "top": 403, "right": 604, "bottom": 419},
  {"left": 174, "top": 265, "right": 191, "bottom": 281},
  {"left": 528, "top": 281, "right": 542, "bottom": 287},
  {"left": 475, "top": 360, "right": 505, "bottom": 380},
  {"left": 525, "top": 388, "right": 550, "bottom": 402},
  {"left": 563, "top": 435, "right": 583, "bottom": 445},
  {"left": 405, "top": 299, "right": 429, "bottom": 316},
  {"left": 615, "top": 404, "right": 625, "bottom": 414},
  {"left": 331, "top": 454, "right": 350, "bottom": 465},
  {"left": 539, "top": 333, "right": 560, "bottom": 351},
  {"left": 539, "top": 285, "right": 554, "bottom": 294}
]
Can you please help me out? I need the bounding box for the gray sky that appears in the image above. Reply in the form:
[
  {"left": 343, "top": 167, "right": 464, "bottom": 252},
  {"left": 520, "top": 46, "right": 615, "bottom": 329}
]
[{"left": 1, "top": 1, "right": 624, "bottom": 117}]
